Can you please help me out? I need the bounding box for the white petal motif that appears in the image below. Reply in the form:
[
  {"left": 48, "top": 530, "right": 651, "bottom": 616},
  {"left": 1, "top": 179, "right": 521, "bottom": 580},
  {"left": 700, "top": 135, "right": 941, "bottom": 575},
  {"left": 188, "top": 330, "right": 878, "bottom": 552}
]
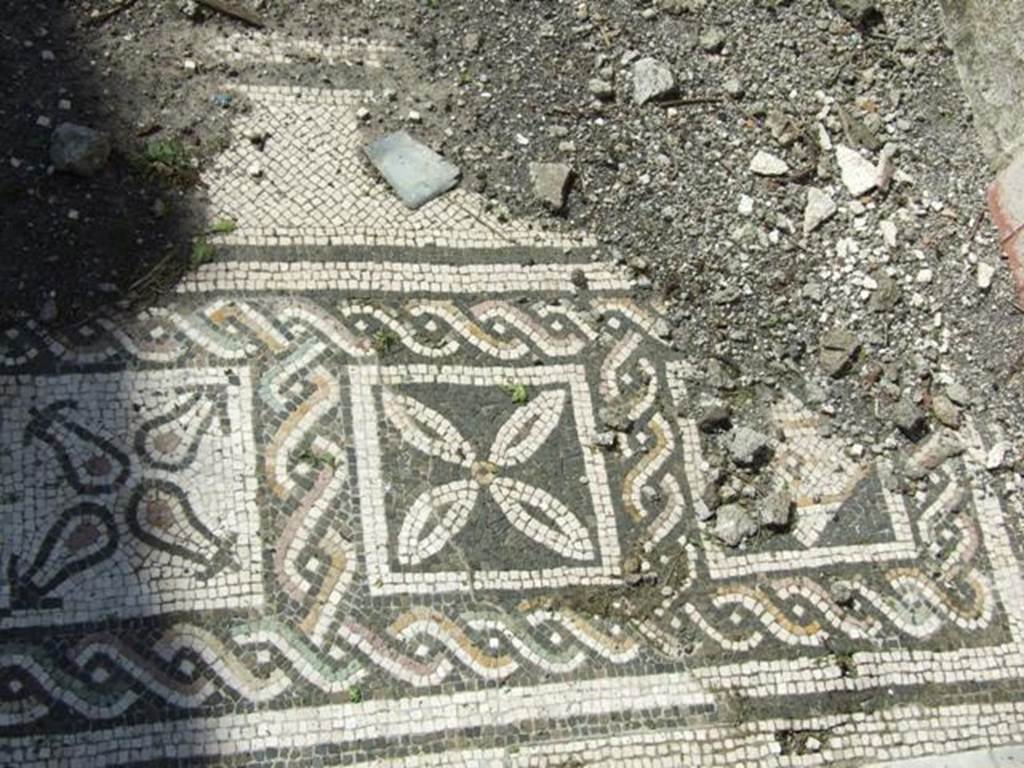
[
  {"left": 490, "top": 478, "right": 595, "bottom": 562},
  {"left": 398, "top": 480, "right": 479, "bottom": 566},
  {"left": 382, "top": 390, "right": 476, "bottom": 467},
  {"left": 488, "top": 389, "right": 567, "bottom": 468}
]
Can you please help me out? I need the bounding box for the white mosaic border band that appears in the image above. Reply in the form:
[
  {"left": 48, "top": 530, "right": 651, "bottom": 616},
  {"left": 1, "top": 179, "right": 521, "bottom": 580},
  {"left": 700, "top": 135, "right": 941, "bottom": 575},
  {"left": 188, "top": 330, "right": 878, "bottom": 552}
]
[
  {"left": 202, "top": 84, "right": 597, "bottom": 251},
  {"left": 230, "top": 83, "right": 369, "bottom": 107},
  {"left": 361, "top": 706, "right": 1024, "bottom": 768},
  {"left": 4, "top": 684, "right": 1022, "bottom": 767},
  {"left": 206, "top": 33, "right": 397, "bottom": 69},
  {"left": 175, "top": 261, "right": 630, "bottom": 294},
  {"left": 0, "top": 672, "right": 712, "bottom": 767}
]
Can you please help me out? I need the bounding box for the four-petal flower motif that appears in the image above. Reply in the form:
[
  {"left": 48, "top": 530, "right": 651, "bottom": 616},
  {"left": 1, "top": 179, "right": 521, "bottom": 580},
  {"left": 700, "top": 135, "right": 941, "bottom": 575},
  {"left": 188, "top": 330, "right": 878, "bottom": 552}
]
[{"left": 382, "top": 388, "right": 596, "bottom": 566}]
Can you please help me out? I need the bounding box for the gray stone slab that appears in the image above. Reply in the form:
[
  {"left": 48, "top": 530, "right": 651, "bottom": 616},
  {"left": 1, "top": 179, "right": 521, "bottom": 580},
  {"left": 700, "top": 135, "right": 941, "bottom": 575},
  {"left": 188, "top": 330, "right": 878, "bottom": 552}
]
[{"left": 363, "top": 131, "right": 460, "bottom": 209}]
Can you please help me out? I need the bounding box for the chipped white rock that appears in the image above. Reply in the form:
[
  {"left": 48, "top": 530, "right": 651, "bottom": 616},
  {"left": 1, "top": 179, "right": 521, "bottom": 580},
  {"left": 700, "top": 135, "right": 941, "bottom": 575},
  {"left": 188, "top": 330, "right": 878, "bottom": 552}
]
[
  {"left": 632, "top": 57, "right": 676, "bottom": 105},
  {"left": 877, "top": 143, "right": 898, "bottom": 191},
  {"left": 986, "top": 441, "right": 1011, "bottom": 470},
  {"left": 977, "top": 262, "right": 996, "bottom": 291},
  {"left": 915, "top": 268, "right": 934, "bottom": 284},
  {"left": 836, "top": 144, "right": 877, "bottom": 197},
  {"left": 738, "top": 194, "right": 754, "bottom": 216},
  {"left": 713, "top": 504, "right": 759, "bottom": 547},
  {"left": 816, "top": 122, "right": 833, "bottom": 151},
  {"left": 803, "top": 187, "right": 837, "bottom": 234},
  {"left": 880, "top": 219, "right": 898, "bottom": 248},
  {"left": 749, "top": 150, "right": 789, "bottom": 177}
]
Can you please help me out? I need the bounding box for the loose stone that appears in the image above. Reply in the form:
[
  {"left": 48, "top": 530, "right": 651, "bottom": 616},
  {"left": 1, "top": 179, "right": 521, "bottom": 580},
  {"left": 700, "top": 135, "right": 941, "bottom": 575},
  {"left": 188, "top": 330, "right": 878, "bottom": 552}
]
[
  {"left": 363, "top": 131, "right": 461, "bottom": 209},
  {"left": 906, "top": 429, "right": 965, "bottom": 479},
  {"left": 50, "top": 123, "right": 110, "bottom": 176},
  {"left": 836, "top": 144, "right": 877, "bottom": 196},
  {"left": 892, "top": 397, "right": 927, "bottom": 440},
  {"left": 729, "top": 427, "right": 772, "bottom": 469},
  {"left": 759, "top": 490, "right": 792, "bottom": 529},
  {"left": 632, "top": 57, "right": 676, "bottom": 105},
  {"left": 713, "top": 504, "right": 759, "bottom": 547},
  {"left": 931, "top": 393, "right": 961, "bottom": 429},
  {"left": 803, "top": 187, "right": 837, "bottom": 234},
  {"left": 819, "top": 329, "right": 861, "bottom": 378},
  {"left": 750, "top": 150, "right": 790, "bottom": 177},
  {"left": 529, "top": 162, "right": 573, "bottom": 213}
]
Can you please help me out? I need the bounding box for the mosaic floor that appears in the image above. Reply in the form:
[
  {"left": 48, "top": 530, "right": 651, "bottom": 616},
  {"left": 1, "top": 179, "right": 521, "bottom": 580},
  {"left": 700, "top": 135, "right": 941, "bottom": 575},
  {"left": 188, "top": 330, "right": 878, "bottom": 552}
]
[{"left": 2, "top": 32, "right": 1023, "bottom": 768}]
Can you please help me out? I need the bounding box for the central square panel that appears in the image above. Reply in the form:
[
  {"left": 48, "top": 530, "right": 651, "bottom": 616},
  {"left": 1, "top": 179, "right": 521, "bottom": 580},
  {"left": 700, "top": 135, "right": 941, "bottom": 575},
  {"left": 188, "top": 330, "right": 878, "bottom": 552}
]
[{"left": 350, "top": 364, "right": 621, "bottom": 594}]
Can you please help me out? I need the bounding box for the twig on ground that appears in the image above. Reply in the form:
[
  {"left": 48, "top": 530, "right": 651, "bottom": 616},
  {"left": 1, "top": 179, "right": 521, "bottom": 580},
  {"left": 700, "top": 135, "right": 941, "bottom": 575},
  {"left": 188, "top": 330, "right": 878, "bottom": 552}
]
[
  {"left": 967, "top": 205, "right": 988, "bottom": 241},
  {"left": 196, "top": 0, "right": 266, "bottom": 27},
  {"left": 1000, "top": 219, "right": 1024, "bottom": 245},
  {"left": 127, "top": 249, "right": 177, "bottom": 292},
  {"left": 658, "top": 96, "right": 723, "bottom": 108},
  {"left": 88, "top": 0, "right": 140, "bottom": 25}
]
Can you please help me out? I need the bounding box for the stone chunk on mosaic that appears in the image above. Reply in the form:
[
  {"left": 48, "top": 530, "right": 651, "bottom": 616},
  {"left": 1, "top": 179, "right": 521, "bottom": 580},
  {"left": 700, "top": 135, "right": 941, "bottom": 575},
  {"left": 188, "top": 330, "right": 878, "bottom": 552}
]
[{"left": 363, "top": 131, "right": 460, "bottom": 209}]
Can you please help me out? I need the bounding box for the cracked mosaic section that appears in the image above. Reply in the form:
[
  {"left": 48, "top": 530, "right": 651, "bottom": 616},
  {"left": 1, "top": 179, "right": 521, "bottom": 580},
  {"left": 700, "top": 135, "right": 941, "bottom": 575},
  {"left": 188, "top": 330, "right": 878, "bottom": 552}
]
[{"left": 0, "top": 282, "right": 1021, "bottom": 764}]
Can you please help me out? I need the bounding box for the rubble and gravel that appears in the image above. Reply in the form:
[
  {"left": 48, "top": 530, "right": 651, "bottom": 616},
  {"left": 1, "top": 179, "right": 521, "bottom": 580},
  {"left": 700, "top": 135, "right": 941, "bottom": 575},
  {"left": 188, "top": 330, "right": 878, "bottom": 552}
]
[{"left": 363, "top": 0, "right": 1024, "bottom": 499}]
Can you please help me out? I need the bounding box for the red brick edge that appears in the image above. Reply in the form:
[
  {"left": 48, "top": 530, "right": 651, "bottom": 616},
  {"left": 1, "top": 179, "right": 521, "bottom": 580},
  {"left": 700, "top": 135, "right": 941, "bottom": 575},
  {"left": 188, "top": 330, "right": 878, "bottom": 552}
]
[{"left": 988, "top": 149, "right": 1024, "bottom": 303}]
